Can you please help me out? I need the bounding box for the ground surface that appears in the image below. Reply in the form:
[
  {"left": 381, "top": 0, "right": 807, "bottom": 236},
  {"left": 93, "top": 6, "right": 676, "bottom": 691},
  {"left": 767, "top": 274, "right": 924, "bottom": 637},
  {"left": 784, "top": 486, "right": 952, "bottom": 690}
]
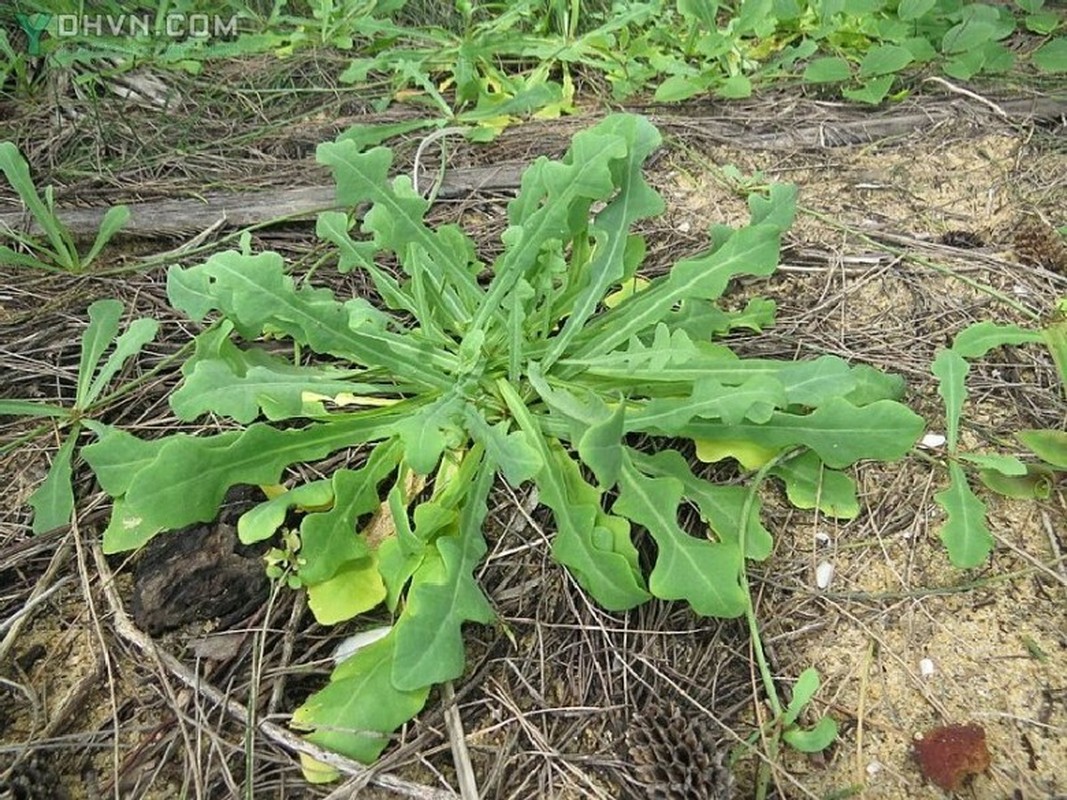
[{"left": 1, "top": 56, "right": 1065, "bottom": 800}]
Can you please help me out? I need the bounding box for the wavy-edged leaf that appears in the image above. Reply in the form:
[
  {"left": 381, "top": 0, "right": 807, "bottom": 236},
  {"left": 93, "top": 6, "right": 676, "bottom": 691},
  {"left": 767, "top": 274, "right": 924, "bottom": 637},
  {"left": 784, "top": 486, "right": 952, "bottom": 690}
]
[
  {"left": 685, "top": 398, "right": 924, "bottom": 469},
  {"left": 574, "top": 222, "right": 783, "bottom": 357},
  {"left": 631, "top": 449, "right": 773, "bottom": 560},
  {"left": 316, "top": 141, "right": 483, "bottom": 318},
  {"left": 238, "top": 480, "right": 334, "bottom": 544},
  {"left": 298, "top": 438, "right": 405, "bottom": 582},
  {"left": 935, "top": 462, "right": 994, "bottom": 568},
  {"left": 88, "top": 409, "right": 406, "bottom": 542},
  {"left": 501, "top": 380, "right": 649, "bottom": 610},
  {"left": 167, "top": 252, "right": 455, "bottom": 391},
  {"left": 543, "top": 114, "right": 664, "bottom": 366},
  {"left": 392, "top": 453, "right": 494, "bottom": 690},
  {"left": 577, "top": 400, "right": 625, "bottom": 488},
  {"left": 292, "top": 633, "right": 429, "bottom": 765},
  {"left": 614, "top": 457, "right": 746, "bottom": 617}
]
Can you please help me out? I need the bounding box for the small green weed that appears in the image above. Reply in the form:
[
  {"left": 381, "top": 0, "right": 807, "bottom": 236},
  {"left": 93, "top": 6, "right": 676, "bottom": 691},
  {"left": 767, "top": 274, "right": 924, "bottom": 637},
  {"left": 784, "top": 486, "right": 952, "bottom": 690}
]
[
  {"left": 0, "top": 141, "right": 129, "bottom": 272},
  {"left": 0, "top": 299, "right": 157, "bottom": 533},
  {"left": 81, "top": 114, "right": 923, "bottom": 777},
  {"left": 931, "top": 310, "right": 1067, "bottom": 567}
]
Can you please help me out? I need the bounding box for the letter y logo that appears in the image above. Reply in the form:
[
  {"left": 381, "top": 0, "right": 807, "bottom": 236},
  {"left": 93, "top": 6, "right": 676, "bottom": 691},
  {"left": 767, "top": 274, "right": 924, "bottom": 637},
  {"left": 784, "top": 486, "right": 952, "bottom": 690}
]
[{"left": 16, "top": 13, "right": 51, "bottom": 56}]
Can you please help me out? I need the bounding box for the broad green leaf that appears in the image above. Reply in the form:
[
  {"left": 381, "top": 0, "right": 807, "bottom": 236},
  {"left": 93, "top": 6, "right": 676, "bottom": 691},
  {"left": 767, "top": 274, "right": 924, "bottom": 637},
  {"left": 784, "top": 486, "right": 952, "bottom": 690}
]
[
  {"left": 84, "top": 317, "right": 158, "bottom": 407},
  {"left": 82, "top": 422, "right": 167, "bottom": 495},
  {"left": 858, "top": 45, "right": 914, "bottom": 78},
  {"left": 771, "top": 451, "right": 860, "bottom": 519},
  {"left": 578, "top": 401, "right": 626, "bottom": 488},
  {"left": 76, "top": 299, "right": 123, "bottom": 407},
  {"left": 695, "top": 438, "right": 780, "bottom": 469},
  {"left": 99, "top": 496, "right": 163, "bottom": 553},
  {"left": 685, "top": 398, "right": 924, "bottom": 469},
  {"left": 629, "top": 375, "right": 786, "bottom": 433},
  {"left": 293, "top": 633, "right": 429, "bottom": 764},
  {"left": 942, "top": 19, "right": 997, "bottom": 54},
  {"left": 306, "top": 557, "right": 387, "bottom": 625},
  {"left": 654, "top": 74, "right": 709, "bottom": 102},
  {"left": 932, "top": 349, "right": 968, "bottom": 452},
  {"left": 614, "top": 458, "right": 746, "bottom": 617},
  {"left": 502, "top": 379, "right": 648, "bottom": 609},
  {"left": 842, "top": 76, "right": 895, "bottom": 105},
  {"left": 934, "top": 462, "right": 994, "bottom": 568},
  {"left": 716, "top": 75, "right": 752, "bottom": 99},
  {"left": 951, "top": 321, "right": 1042, "bottom": 358},
  {"left": 747, "top": 183, "right": 798, "bottom": 233},
  {"left": 1025, "top": 12, "right": 1061, "bottom": 35},
  {"left": 29, "top": 434, "right": 77, "bottom": 534},
  {"left": 897, "top": 0, "right": 936, "bottom": 20},
  {"left": 468, "top": 413, "right": 542, "bottom": 486},
  {"left": 392, "top": 455, "right": 494, "bottom": 690},
  {"left": 1017, "top": 429, "right": 1067, "bottom": 469},
  {"left": 81, "top": 204, "right": 130, "bottom": 269}
]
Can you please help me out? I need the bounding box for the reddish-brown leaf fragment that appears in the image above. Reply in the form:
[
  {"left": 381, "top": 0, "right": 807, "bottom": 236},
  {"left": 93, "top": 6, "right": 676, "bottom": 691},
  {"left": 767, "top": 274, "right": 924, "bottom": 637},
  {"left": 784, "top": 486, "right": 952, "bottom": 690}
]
[{"left": 913, "top": 723, "right": 991, "bottom": 792}]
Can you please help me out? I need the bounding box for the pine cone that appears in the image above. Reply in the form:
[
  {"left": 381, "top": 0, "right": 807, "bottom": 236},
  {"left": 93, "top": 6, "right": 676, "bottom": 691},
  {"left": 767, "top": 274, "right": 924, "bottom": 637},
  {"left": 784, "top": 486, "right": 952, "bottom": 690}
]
[
  {"left": 625, "top": 704, "right": 734, "bottom": 800},
  {"left": 1013, "top": 214, "right": 1067, "bottom": 274}
]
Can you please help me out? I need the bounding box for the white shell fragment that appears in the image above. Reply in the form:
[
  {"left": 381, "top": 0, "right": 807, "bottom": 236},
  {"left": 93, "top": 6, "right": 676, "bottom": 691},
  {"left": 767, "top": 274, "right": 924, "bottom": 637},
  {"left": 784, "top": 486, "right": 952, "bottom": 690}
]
[
  {"left": 332, "top": 626, "right": 392, "bottom": 665},
  {"left": 866, "top": 761, "right": 883, "bottom": 777},
  {"left": 814, "top": 530, "right": 831, "bottom": 546},
  {"left": 815, "top": 561, "right": 835, "bottom": 590},
  {"left": 919, "top": 657, "right": 936, "bottom": 678},
  {"left": 919, "top": 433, "right": 946, "bottom": 449},
  {"left": 677, "top": 220, "right": 692, "bottom": 233}
]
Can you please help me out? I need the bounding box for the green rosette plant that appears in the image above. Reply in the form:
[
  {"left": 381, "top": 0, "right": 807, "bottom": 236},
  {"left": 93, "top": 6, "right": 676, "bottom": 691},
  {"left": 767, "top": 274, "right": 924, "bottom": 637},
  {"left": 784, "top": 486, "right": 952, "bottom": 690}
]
[{"left": 82, "top": 114, "right": 923, "bottom": 774}]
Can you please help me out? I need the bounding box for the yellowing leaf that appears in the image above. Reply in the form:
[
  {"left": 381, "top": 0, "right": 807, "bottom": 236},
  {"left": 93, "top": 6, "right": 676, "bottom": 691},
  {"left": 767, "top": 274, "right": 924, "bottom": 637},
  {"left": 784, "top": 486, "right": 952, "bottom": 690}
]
[
  {"left": 603, "top": 277, "right": 651, "bottom": 309},
  {"left": 694, "top": 438, "right": 778, "bottom": 469},
  {"left": 301, "top": 391, "right": 399, "bottom": 408},
  {"left": 306, "top": 558, "right": 387, "bottom": 625},
  {"left": 299, "top": 753, "right": 339, "bottom": 784}
]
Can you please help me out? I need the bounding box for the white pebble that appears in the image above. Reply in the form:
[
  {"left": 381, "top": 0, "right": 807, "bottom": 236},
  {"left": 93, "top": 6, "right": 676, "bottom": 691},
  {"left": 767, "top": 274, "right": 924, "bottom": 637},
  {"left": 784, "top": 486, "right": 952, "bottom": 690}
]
[
  {"left": 814, "top": 531, "right": 831, "bottom": 546},
  {"left": 919, "top": 433, "right": 946, "bottom": 449},
  {"left": 919, "top": 657, "right": 936, "bottom": 678},
  {"left": 815, "top": 561, "right": 835, "bottom": 589},
  {"left": 677, "top": 220, "right": 692, "bottom": 233},
  {"left": 866, "top": 761, "right": 883, "bottom": 777}
]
